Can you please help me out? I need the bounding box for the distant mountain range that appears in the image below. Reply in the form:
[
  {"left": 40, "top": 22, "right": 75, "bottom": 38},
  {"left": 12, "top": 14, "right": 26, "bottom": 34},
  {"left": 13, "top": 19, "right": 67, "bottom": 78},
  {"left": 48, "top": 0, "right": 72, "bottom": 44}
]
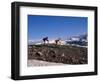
[
  {"left": 28, "top": 40, "right": 43, "bottom": 45},
  {"left": 28, "top": 34, "right": 87, "bottom": 46},
  {"left": 78, "top": 34, "right": 87, "bottom": 40},
  {"left": 68, "top": 34, "right": 87, "bottom": 41},
  {"left": 66, "top": 34, "right": 87, "bottom": 46}
]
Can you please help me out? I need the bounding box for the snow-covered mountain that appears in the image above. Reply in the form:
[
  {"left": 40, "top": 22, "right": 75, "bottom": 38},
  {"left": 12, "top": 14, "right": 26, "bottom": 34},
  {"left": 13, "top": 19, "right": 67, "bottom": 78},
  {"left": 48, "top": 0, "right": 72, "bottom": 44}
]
[
  {"left": 28, "top": 40, "right": 43, "bottom": 45},
  {"left": 66, "top": 34, "right": 87, "bottom": 46},
  {"left": 67, "top": 34, "right": 87, "bottom": 41}
]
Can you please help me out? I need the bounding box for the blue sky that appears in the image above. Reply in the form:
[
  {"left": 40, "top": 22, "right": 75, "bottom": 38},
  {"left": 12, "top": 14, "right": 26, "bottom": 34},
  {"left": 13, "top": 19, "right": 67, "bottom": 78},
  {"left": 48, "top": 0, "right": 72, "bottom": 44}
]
[{"left": 28, "top": 15, "right": 87, "bottom": 41}]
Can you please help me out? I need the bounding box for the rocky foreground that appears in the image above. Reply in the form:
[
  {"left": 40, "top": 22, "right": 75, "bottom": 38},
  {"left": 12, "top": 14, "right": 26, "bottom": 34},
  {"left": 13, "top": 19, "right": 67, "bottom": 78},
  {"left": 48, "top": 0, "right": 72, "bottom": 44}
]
[{"left": 28, "top": 44, "right": 87, "bottom": 65}]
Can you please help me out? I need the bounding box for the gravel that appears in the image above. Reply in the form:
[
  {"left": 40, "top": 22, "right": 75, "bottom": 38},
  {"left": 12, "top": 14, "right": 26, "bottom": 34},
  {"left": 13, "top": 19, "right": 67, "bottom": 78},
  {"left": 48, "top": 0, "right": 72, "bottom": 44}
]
[{"left": 27, "top": 59, "right": 65, "bottom": 67}]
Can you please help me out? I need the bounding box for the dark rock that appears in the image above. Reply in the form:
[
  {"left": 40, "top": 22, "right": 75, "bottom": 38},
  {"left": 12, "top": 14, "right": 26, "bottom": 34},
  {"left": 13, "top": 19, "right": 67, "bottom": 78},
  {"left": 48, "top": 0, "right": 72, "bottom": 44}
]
[{"left": 35, "top": 52, "right": 43, "bottom": 57}]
